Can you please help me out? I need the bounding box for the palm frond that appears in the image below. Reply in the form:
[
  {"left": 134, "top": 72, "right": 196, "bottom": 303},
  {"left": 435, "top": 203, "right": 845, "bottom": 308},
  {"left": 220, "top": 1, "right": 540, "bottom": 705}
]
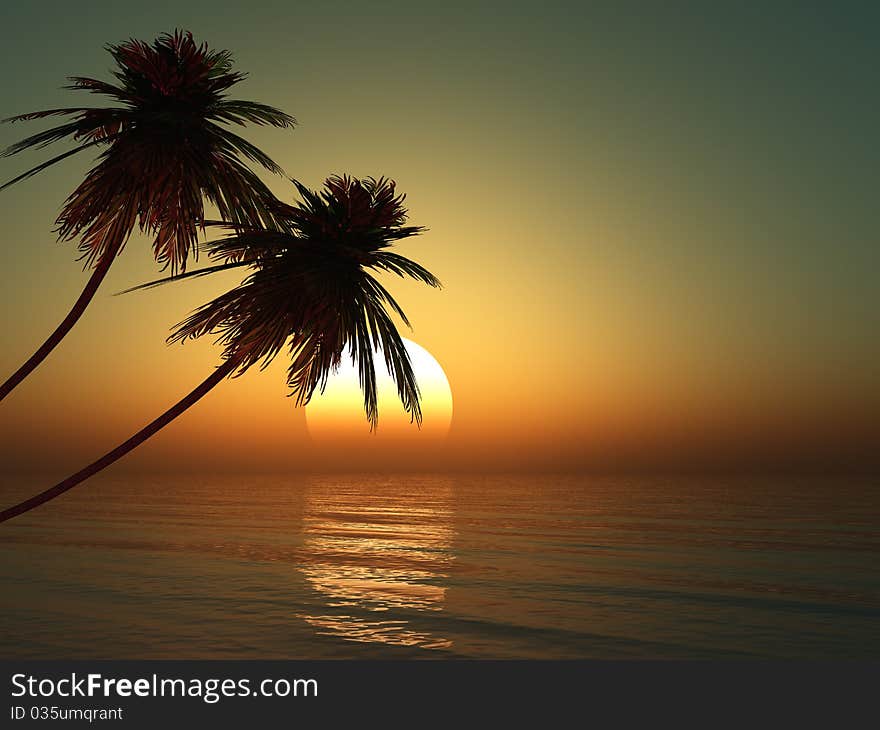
[
  {"left": 369, "top": 251, "right": 442, "bottom": 287},
  {"left": 115, "top": 260, "right": 250, "bottom": 295},
  {"left": 0, "top": 139, "right": 105, "bottom": 192},
  {"left": 212, "top": 100, "right": 297, "bottom": 128},
  {"left": 62, "top": 77, "right": 134, "bottom": 104},
  {"left": 2, "top": 120, "right": 101, "bottom": 156},
  {"left": 3, "top": 107, "right": 103, "bottom": 123}
]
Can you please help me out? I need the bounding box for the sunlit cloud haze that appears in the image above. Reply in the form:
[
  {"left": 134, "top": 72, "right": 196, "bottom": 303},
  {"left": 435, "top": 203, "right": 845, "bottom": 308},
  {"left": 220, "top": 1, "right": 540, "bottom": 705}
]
[{"left": 1, "top": 1, "right": 878, "bottom": 474}]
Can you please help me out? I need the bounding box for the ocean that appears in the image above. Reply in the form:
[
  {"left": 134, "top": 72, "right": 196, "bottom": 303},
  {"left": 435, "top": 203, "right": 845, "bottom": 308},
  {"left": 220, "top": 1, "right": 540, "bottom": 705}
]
[{"left": 0, "top": 473, "right": 877, "bottom": 658}]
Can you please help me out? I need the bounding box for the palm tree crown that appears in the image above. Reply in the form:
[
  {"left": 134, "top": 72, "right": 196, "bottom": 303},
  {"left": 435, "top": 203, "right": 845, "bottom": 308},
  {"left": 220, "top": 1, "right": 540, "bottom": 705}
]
[
  {"left": 2, "top": 30, "right": 295, "bottom": 272},
  {"left": 167, "top": 175, "right": 441, "bottom": 429}
]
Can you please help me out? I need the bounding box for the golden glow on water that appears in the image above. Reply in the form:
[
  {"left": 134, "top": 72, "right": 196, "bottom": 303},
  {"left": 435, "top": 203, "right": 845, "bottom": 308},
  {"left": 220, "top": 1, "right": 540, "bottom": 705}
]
[
  {"left": 297, "top": 478, "right": 454, "bottom": 650},
  {"left": 304, "top": 339, "right": 453, "bottom": 443},
  {"left": 1, "top": 474, "right": 879, "bottom": 658}
]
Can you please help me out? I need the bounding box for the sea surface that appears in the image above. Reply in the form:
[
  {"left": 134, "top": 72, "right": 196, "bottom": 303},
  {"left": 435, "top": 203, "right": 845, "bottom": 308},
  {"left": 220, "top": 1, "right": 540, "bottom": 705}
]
[{"left": 0, "top": 473, "right": 877, "bottom": 658}]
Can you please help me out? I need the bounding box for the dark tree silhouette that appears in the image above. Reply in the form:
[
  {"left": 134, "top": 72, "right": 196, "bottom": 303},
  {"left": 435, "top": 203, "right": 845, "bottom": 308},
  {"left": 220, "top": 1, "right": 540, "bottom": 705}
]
[
  {"left": 0, "top": 176, "right": 440, "bottom": 523},
  {"left": 0, "top": 30, "right": 295, "bottom": 401}
]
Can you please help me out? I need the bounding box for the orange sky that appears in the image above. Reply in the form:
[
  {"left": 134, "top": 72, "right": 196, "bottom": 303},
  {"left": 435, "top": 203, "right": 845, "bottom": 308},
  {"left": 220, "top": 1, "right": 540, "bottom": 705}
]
[{"left": 1, "top": 5, "right": 878, "bottom": 475}]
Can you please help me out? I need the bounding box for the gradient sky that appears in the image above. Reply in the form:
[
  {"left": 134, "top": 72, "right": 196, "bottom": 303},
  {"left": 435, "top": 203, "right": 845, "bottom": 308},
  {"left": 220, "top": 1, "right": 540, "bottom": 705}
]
[{"left": 1, "top": 1, "right": 878, "bottom": 473}]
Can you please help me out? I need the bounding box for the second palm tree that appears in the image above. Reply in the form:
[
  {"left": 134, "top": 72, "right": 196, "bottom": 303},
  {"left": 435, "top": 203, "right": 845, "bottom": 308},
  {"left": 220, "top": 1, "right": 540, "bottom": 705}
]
[{"left": 0, "top": 175, "right": 441, "bottom": 523}]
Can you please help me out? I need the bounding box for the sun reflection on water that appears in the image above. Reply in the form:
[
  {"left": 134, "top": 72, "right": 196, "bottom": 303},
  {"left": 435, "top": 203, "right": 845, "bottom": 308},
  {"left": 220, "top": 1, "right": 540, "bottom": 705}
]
[{"left": 298, "top": 477, "right": 455, "bottom": 650}]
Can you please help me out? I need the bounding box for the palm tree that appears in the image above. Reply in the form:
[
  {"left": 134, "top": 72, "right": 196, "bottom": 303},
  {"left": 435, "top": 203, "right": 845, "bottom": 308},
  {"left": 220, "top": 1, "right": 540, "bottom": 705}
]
[
  {"left": 0, "top": 30, "right": 295, "bottom": 401},
  {"left": 0, "top": 175, "right": 440, "bottom": 523}
]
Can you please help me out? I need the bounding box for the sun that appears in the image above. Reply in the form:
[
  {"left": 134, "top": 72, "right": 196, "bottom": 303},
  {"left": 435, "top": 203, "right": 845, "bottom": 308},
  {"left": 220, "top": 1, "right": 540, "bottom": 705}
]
[{"left": 305, "top": 339, "right": 453, "bottom": 442}]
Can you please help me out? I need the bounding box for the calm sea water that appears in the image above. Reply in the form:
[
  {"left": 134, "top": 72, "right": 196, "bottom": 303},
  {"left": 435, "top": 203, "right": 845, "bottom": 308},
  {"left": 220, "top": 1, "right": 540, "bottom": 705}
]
[{"left": 0, "top": 473, "right": 877, "bottom": 658}]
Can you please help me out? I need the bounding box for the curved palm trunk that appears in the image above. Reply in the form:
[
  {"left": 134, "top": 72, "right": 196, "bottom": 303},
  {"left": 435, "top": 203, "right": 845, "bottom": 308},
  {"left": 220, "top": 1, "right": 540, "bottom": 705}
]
[
  {"left": 0, "top": 359, "right": 237, "bottom": 523},
  {"left": 0, "top": 253, "right": 115, "bottom": 402}
]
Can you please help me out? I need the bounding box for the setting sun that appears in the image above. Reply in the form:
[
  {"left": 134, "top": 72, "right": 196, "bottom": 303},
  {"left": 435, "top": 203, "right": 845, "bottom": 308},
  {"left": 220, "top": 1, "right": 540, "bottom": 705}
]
[{"left": 305, "top": 339, "right": 453, "bottom": 443}]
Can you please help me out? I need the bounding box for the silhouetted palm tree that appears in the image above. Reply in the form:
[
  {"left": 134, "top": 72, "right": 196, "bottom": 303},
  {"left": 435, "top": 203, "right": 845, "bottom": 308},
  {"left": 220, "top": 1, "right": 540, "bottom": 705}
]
[
  {"left": 0, "top": 30, "right": 295, "bottom": 401},
  {"left": 0, "top": 176, "right": 440, "bottom": 523}
]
